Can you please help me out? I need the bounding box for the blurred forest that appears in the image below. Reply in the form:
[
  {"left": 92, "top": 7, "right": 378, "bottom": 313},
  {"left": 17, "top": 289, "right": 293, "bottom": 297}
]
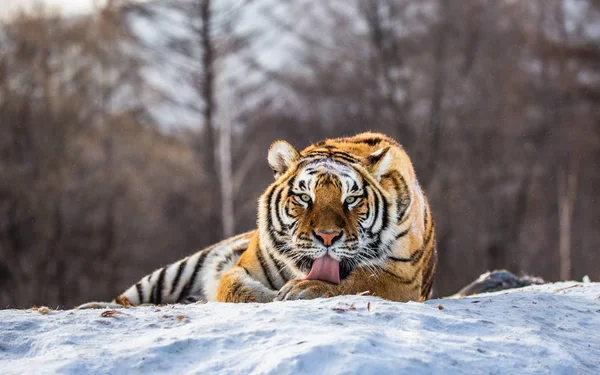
[{"left": 0, "top": 0, "right": 598, "bottom": 308}]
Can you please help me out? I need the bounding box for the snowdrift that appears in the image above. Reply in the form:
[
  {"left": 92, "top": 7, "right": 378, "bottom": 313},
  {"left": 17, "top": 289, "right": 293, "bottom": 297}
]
[{"left": 1, "top": 282, "right": 599, "bottom": 374}]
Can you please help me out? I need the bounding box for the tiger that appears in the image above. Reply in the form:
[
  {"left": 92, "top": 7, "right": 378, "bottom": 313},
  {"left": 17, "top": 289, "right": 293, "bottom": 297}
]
[{"left": 77, "top": 132, "right": 436, "bottom": 308}]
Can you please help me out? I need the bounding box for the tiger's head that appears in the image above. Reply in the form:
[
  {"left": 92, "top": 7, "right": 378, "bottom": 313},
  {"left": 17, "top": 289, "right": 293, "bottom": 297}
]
[{"left": 258, "top": 133, "right": 419, "bottom": 283}]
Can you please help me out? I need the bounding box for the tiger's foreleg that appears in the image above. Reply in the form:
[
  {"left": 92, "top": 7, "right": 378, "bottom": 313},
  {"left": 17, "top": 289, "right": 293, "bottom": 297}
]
[
  {"left": 216, "top": 266, "right": 277, "bottom": 303},
  {"left": 216, "top": 234, "right": 283, "bottom": 303}
]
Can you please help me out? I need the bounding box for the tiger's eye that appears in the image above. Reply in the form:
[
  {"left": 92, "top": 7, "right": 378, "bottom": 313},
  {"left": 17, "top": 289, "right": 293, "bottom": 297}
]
[
  {"left": 300, "top": 194, "right": 311, "bottom": 202},
  {"left": 345, "top": 196, "right": 356, "bottom": 204}
]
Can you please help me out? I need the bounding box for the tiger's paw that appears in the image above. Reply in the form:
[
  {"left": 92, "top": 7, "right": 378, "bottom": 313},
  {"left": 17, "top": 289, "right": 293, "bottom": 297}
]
[{"left": 274, "top": 279, "right": 337, "bottom": 301}]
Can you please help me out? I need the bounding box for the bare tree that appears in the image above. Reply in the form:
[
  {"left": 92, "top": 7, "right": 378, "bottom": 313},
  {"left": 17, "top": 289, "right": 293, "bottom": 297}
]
[
  {"left": 197, "top": 0, "right": 223, "bottom": 239},
  {"left": 557, "top": 159, "right": 579, "bottom": 280},
  {"left": 218, "top": 84, "right": 235, "bottom": 237}
]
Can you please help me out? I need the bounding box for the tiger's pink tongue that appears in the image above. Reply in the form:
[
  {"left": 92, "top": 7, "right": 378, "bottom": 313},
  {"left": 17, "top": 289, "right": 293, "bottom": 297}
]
[{"left": 305, "top": 255, "right": 340, "bottom": 284}]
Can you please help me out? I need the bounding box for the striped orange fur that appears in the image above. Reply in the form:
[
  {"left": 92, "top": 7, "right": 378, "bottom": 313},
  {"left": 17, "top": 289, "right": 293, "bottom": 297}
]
[{"left": 77, "top": 132, "right": 436, "bottom": 308}]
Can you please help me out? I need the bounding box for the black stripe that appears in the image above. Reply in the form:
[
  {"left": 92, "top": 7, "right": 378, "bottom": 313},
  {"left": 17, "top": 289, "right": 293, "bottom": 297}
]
[
  {"left": 362, "top": 243, "right": 382, "bottom": 260},
  {"left": 287, "top": 173, "right": 298, "bottom": 191},
  {"left": 425, "top": 224, "right": 435, "bottom": 248},
  {"left": 270, "top": 232, "right": 288, "bottom": 253},
  {"left": 135, "top": 282, "right": 144, "bottom": 304},
  {"left": 396, "top": 175, "right": 410, "bottom": 221},
  {"left": 368, "top": 187, "right": 380, "bottom": 232},
  {"left": 284, "top": 204, "right": 294, "bottom": 218},
  {"left": 421, "top": 249, "right": 436, "bottom": 286},
  {"left": 332, "top": 151, "right": 360, "bottom": 163},
  {"left": 233, "top": 248, "right": 246, "bottom": 256},
  {"left": 374, "top": 186, "right": 388, "bottom": 233},
  {"left": 149, "top": 274, "right": 156, "bottom": 304},
  {"left": 333, "top": 153, "right": 360, "bottom": 164},
  {"left": 265, "top": 186, "right": 276, "bottom": 233},
  {"left": 271, "top": 255, "right": 291, "bottom": 282},
  {"left": 177, "top": 251, "right": 209, "bottom": 302},
  {"left": 381, "top": 171, "right": 410, "bottom": 222},
  {"left": 379, "top": 267, "right": 415, "bottom": 284},
  {"left": 421, "top": 248, "right": 437, "bottom": 299},
  {"left": 170, "top": 259, "right": 188, "bottom": 295},
  {"left": 424, "top": 210, "right": 435, "bottom": 247},
  {"left": 350, "top": 137, "right": 383, "bottom": 146},
  {"left": 303, "top": 151, "right": 331, "bottom": 160},
  {"left": 256, "top": 247, "right": 276, "bottom": 290},
  {"left": 265, "top": 186, "right": 287, "bottom": 239},
  {"left": 421, "top": 231, "right": 437, "bottom": 268},
  {"left": 214, "top": 246, "right": 247, "bottom": 273},
  {"left": 389, "top": 246, "right": 423, "bottom": 263},
  {"left": 410, "top": 249, "right": 425, "bottom": 265},
  {"left": 273, "top": 186, "right": 284, "bottom": 231},
  {"left": 423, "top": 205, "right": 429, "bottom": 240},
  {"left": 395, "top": 228, "right": 409, "bottom": 239},
  {"left": 154, "top": 268, "right": 166, "bottom": 304},
  {"left": 215, "top": 259, "right": 229, "bottom": 273},
  {"left": 375, "top": 184, "right": 389, "bottom": 233},
  {"left": 305, "top": 151, "right": 331, "bottom": 157},
  {"left": 304, "top": 151, "right": 359, "bottom": 164}
]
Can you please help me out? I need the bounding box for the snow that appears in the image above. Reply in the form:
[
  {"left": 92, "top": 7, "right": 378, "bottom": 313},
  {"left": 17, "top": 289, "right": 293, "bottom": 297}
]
[{"left": 1, "top": 282, "right": 599, "bottom": 374}]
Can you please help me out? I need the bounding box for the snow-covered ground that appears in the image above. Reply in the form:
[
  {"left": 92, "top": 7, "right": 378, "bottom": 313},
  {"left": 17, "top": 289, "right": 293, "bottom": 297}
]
[{"left": 1, "top": 282, "right": 599, "bottom": 375}]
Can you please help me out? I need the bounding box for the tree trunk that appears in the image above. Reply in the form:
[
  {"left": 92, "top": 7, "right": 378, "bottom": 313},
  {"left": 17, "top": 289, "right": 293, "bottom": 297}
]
[
  {"left": 554, "top": 0, "right": 578, "bottom": 282},
  {"left": 199, "top": 0, "right": 222, "bottom": 241},
  {"left": 218, "top": 91, "right": 234, "bottom": 237},
  {"left": 423, "top": 0, "right": 450, "bottom": 188},
  {"left": 557, "top": 164, "right": 578, "bottom": 281}
]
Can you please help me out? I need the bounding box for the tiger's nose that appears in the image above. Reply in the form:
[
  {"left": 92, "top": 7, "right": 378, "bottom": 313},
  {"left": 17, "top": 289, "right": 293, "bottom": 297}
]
[{"left": 314, "top": 229, "right": 343, "bottom": 247}]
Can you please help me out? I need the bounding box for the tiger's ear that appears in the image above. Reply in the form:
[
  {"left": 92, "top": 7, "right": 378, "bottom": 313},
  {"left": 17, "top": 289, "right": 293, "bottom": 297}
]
[
  {"left": 268, "top": 140, "right": 299, "bottom": 178},
  {"left": 366, "top": 146, "right": 393, "bottom": 180}
]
